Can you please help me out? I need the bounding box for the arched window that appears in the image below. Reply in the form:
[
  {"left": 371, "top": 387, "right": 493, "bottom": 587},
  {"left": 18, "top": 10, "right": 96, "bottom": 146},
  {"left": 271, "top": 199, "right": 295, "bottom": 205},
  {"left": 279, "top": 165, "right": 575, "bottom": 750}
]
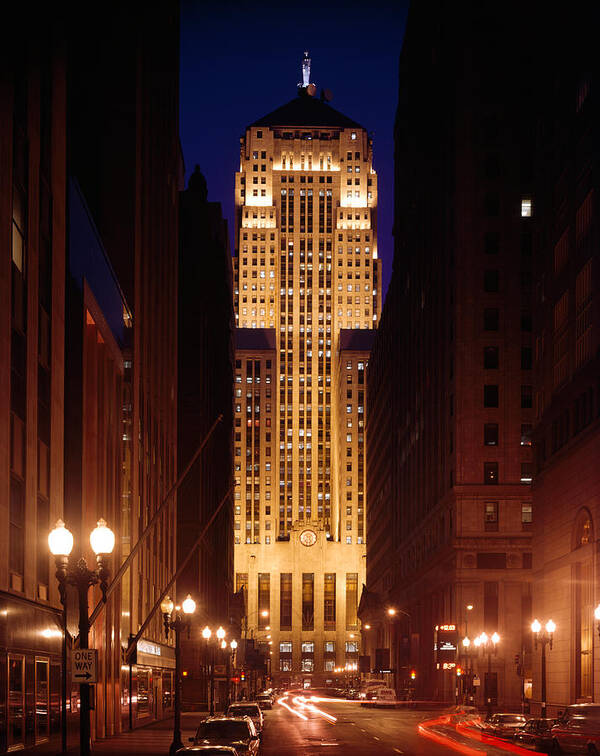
[{"left": 573, "top": 508, "right": 594, "bottom": 700}]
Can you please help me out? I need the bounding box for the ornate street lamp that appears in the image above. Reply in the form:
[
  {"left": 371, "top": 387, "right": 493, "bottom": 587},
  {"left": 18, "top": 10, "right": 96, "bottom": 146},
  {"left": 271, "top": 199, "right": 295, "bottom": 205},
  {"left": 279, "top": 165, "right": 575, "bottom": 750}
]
[
  {"left": 161, "top": 594, "right": 196, "bottom": 756},
  {"left": 203, "top": 625, "right": 227, "bottom": 714},
  {"left": 473, "top": 631, "right": 500, "bottom": 720},
  {"left": 531, "top": 619, "right": 555, "bottom": 718},
  {"left": 49, "top": 518, "right": 115, "bottom": 756}
]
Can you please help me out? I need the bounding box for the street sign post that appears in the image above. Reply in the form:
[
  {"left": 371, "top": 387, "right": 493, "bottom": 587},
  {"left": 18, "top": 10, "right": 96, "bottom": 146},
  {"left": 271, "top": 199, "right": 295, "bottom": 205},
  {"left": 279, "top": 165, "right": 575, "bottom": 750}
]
[
  {"left": 72, "top": 649, "right": 97, "bottom": 684},
  {"left": 473, "top": 675, "right": 481, "bottom": 687}
]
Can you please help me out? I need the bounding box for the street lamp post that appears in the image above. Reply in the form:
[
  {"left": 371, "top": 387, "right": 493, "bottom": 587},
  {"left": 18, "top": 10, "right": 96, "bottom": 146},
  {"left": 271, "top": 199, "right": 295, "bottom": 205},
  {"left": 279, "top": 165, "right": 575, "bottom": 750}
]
[
  {"left": 462, "top": 636, "right": 471, "bottom": 704},
  {"left": 228, "top": 639, "right": 238, "bottom": 705},
  {"left": 474, "top": 631, "right": 500, "bottom": 720},
  {"left": 387, "top": 606, "right": 411, "bottom": 696},
  {"left": 48, "top": 518, "right": 115, "bottom": 756},
  {"left": 203, "top": 625, "right": 226, "bottom": 714},
  {"left": 161, "top": 594, "right": 196, "bottom": 756},
  {"left": 531, "top": 619, "right": 555, "bottom": 718}
]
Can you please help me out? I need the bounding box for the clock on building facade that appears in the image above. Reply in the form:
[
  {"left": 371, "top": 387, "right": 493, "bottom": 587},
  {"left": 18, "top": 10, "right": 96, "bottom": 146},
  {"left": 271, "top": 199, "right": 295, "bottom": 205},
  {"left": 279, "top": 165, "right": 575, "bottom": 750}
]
[{"left": 299, "top": 530, "right": 317, "bottom": 547}]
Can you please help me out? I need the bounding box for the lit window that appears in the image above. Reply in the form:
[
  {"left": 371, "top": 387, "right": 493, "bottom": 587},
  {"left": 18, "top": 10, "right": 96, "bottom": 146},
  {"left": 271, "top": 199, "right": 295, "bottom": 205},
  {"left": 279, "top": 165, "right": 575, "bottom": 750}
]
[
  {"left": 521, "top": 198, "right": 532, "bottom": 217},
  {"left": 351, "top": 132, "right": 357, "bottom": 140}
]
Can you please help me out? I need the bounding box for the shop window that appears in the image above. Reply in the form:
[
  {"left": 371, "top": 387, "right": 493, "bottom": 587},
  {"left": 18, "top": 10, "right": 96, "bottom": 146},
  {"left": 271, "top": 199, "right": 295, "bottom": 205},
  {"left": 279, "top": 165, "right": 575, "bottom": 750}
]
[
  {"left": 8, "top": 654, "right": 25, "bottom": 749},
  {"left": 35, "top": 658, "right": 50, "bottom": 743}
]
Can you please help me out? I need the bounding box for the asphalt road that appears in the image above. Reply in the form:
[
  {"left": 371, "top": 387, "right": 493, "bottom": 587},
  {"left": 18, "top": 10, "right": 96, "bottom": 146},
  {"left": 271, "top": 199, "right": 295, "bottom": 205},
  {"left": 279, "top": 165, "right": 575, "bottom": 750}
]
[{"left": 260, "top": 697, "right": 458, "bottom": 756}]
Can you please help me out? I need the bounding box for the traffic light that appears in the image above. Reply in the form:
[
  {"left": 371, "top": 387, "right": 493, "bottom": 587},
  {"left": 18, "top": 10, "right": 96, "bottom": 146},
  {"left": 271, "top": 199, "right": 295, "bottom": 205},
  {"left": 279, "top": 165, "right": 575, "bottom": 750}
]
[
  {"left": 240, "top": 672, "right": 246, "bottom": 681},
  {"left": 456, "top": 667, "right": 462, "bottom": 676},
  {"left": 410, "top": 669, "right": 416, "bottom": 680}
]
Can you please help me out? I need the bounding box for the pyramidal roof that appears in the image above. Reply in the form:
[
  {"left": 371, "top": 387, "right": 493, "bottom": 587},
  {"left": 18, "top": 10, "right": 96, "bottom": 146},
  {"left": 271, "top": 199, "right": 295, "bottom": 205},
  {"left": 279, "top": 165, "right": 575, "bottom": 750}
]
[{"left": 251, "top": 91, "right": 363, "bottom": 130}]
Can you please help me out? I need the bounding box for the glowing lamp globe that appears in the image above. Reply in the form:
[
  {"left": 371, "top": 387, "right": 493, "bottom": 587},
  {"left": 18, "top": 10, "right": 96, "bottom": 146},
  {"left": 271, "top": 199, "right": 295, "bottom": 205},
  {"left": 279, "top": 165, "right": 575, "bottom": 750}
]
[
  {"left": 160, "top": 596, "right": 174, "bottom": 616},
  {"left": 48, "top": 520, "right": 74, "bottom": 556},
  {"left": 462, "top": 636, "right": 471, "bottom": 648},
  {"left": 491, "top": 632, "right": 500, "bottom": 644},
  {"left": 216, "top": 626, "right": 226, "bottom": 640},
  {"left": 595, "top": 605, "right": 600, "bottom": 622},
  {"left": 387, "top": 608, "right": 396, "bottom": 616},
  {"left": 221, "top": 639, "right": 227, "bottom": 649},
  {"left": 260, "top": 610, "right": 269, "bottom": 617},
  {"left": 546, "top": 620, "right": 556, "bottom": 634},
  {"left": 480, "top": 632, "right": 488, "bottom": 644},
  {"left": 230, "top": 640, "right": 238, "bottom": 650},
  {"left": 531, "top": 619, "right": 542, "bottom": 634},
  {"left": 182, "top": 595, "right": 196, "bottom": 615},
  {"left": 202, "top": 626, "right": 211, "bottom": 640},
  {"left": 90, "top": 519, "right": 115, "bottom": 555},
  {"left": 474, "top": 636, "right": 481, "bottom": 647}
]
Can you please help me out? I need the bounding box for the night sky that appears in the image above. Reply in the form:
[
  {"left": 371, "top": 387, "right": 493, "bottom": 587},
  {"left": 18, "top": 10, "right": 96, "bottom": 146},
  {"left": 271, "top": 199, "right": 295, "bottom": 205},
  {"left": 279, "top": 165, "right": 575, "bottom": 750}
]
[{"left": 180, "top": 0, "right": 409, "bottom": 300}]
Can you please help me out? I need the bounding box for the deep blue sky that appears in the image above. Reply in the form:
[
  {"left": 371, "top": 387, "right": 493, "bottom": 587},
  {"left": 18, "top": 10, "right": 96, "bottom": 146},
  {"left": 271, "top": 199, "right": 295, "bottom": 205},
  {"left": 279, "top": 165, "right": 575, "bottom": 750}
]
[{"left": 180, "top": 0, "right": 409, "bottom": 300}]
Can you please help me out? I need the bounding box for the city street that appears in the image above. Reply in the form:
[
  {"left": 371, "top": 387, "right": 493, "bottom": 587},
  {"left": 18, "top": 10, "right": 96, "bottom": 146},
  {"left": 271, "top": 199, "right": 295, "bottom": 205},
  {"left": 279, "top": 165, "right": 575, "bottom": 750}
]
[{"left": 87, "top": 695, "right": 529, "bottom": 756}]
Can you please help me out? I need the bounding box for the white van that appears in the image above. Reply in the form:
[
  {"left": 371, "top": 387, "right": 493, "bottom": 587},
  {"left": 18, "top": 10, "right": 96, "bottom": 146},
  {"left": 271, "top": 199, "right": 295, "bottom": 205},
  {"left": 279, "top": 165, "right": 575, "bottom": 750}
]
[{"left": 362, "top": 687, "right": 397, "bottom": 707}]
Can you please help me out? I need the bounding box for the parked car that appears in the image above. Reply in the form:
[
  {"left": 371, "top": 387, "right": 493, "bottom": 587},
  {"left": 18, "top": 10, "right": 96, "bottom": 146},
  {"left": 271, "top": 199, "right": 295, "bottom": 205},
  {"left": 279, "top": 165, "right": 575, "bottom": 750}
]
[
  {"left": 345, "top": 688, "right": 360, "bottom": 700},
  {"left": 513, "top": 718, "right": 556, "bottom": 751},
  {"left": 256, "top": 692, "right": 273, "bottom": 710},
  {"left": 483, "top": 713, "right": 528, "bottom": 739},
  {"left": 185, "top": 717, "right": 259, "bottom": 755},
  {"left": 551, "top": 704, "right": 600, "bottom": 753},
  {"left": 178, "top": 748, "right": 241, "bottom": 756},
  {"left": 224, "top": 702, "right": 264, "bottom": 735}
]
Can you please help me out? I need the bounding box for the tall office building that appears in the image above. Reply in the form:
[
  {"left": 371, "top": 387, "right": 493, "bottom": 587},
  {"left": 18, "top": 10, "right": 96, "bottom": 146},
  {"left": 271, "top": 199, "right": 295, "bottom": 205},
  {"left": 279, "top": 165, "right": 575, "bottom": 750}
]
[
  {"left": 363, "top": 1, "right": 537, "bottom": 707},
  {"left": 233, "top": 55, "right": 380, "bottom": 686}
]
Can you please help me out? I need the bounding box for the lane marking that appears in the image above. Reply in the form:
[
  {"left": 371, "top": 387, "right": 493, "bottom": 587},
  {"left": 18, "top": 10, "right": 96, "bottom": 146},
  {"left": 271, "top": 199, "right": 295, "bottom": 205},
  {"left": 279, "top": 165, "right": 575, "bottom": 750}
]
[
  {"left": 394, "top": 749, "right": 404, "bottom": 754},
  {"left": 373, "top": 735, "right": 380, "bottom": 740}
]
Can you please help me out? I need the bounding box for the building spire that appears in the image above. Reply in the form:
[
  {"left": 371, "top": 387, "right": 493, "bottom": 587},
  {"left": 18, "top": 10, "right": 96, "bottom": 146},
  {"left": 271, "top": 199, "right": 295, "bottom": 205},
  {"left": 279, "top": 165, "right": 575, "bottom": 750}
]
[{"left": 301, "top": 51, "right": 311, "bottom": 88}]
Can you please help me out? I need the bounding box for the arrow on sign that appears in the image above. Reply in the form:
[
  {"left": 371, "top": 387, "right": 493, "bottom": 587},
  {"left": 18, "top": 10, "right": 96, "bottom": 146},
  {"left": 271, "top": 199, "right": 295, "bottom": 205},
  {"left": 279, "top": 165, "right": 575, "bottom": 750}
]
[{"left": 73, "top": 671, "right": 93, "bottom": 681}]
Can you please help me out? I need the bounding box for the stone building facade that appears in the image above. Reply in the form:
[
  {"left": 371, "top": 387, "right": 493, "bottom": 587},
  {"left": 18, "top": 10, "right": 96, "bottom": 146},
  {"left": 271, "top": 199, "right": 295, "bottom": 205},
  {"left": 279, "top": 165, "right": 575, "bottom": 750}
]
[{"left": 232, "top": 61, "right": 380, "bottom": 686}]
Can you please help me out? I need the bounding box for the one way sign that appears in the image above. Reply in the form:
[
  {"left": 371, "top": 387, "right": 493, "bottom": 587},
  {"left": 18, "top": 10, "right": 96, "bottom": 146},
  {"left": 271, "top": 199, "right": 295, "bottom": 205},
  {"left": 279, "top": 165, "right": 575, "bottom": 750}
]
[{"left": 72, "top": 649, "right": 97, "bottom": 684}]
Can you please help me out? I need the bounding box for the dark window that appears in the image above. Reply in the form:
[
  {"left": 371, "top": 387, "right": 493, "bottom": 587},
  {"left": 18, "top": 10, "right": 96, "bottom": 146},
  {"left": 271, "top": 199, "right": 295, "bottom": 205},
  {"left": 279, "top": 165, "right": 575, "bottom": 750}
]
[
  {"left": 484, "top": 462, "right": 498, "bottom": 484},
  {"left": 324, "top": 573, "right": 336, "bottom": 629},
  {"left": 484, "top": 270, "right": 499, "bottom": 292},
  {"left": 521, "top": 463, "right": 533, "bottom": 484},
  {"left": 521, "top": 424, "right": 532, "bottom": 446},
  {"left": 480, "top": 554, "right": 506, "bottom": 570},
  {"left": 484, "top": 308, "right": 499, "bottom": 331},
  {"left": 484, "top": 231, "right": 500, "bottom": 255},
  {"left": 521, "top": 347, "right": 532, "bottom": 370},
  {"left": 521, "top": 312, "right": 532, "bottom": 332},
  {"left": 483, "top": 581, "right": 500, "bottom": 634},
  {"left": 521, "top": 385, "right": 533, "bottom": 408},
  {"left": 484, "top": 192, "right": 500, "bottom": 217},
  {"left": 522, "top": 553, "right": 532, "bottom": 569},
  {"left": 484, "top": 346, "right": 499, "bottom": 369},
  {"left": 484, "top": 501, "right": 498, "bottom": 531},
  {"left": 521, "top": 231, "right": 532, "bottom": 258},
  {"left": 256, "top": 130, "right": 262, "bottom": 138},
  {"left": 484, "top": 385, "right": 499, "bottom": 407},
  {"left": 484, "top": 423, "right": 499, "bottom": 446},
  {"left": 302, "top": 573, "right": 314, "bottom": 631},
  {"left": 280, "top": 573, "right": 292, "bottom": 630}
]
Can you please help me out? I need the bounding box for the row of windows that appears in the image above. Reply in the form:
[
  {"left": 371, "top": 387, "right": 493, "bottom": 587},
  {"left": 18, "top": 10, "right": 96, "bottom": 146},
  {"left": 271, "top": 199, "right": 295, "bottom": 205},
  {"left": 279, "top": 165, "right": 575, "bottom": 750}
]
[
  {"left": 279, "top": 640, "right": 359, "bottom": 654},
  {"left": 484, "top": 501, "right": 532, "bottom": 529},
  {"left": 483, "top": 461, "right": 532, "bottom": 485}
]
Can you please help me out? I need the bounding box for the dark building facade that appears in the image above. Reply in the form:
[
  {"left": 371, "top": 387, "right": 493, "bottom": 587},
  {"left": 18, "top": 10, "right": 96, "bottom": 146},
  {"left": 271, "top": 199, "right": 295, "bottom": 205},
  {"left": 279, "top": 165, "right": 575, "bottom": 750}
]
[
  {"left": 178, "top": 167, "right": 235, "bottom": 708},
  {"left": 364, "top": 1, "right": 537, "bottom": 708},
  {"left": 530, "top": 28, "right": 600, "bottom": 712},
  {"left": 66, "top": 2, "right": 182, "bottom": 737},
  {"left": 0, "top": 17, "right": 68, "bottom": 753}
]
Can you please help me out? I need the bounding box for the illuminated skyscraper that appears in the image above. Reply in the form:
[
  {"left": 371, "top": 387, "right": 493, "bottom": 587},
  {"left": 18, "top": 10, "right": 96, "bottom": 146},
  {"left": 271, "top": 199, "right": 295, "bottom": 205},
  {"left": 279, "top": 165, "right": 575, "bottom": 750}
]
[{"left": 233, "top": 56, "right": 381, "bottom": 685}]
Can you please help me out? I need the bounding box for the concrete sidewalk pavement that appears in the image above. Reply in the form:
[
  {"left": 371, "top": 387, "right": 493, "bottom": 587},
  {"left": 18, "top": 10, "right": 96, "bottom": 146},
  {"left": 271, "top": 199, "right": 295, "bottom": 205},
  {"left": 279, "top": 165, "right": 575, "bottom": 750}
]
[{"left": 83, "top": 712, "right": 208, "bottom": 756}]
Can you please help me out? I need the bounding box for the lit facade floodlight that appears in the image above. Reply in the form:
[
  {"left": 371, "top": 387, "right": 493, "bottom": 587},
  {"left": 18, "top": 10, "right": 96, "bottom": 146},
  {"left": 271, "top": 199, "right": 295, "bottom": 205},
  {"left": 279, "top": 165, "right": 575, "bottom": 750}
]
[
  {"left": 48, "top": 520, "right": 74, "bottom": 556},
  {"left": 364, "top": 624, "right": 371, "bottom": 630},
  {"left": 90, "top": 518, "right": 115, "bottom": 555},
  {"left": 182, "top": 595, "right": 196, "bottom": 615},
  {"left": 531, "top": 619, "right": 541, "bottom": 634},
  {"left": 202, "top": 626, "right": 211, "bottom": 640},
  {"left": 466, "top": 604, "right": 473, "bottom": 611},
  {"left": 161, "top": 596, "right": 174, "bottom": 616}
]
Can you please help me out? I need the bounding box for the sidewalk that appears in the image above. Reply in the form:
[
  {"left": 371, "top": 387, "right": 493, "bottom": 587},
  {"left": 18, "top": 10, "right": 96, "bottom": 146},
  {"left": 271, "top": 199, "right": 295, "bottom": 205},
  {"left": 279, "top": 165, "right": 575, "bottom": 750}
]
[{"left": 84, "top": 712, "right": 208, "bottom": 756}]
